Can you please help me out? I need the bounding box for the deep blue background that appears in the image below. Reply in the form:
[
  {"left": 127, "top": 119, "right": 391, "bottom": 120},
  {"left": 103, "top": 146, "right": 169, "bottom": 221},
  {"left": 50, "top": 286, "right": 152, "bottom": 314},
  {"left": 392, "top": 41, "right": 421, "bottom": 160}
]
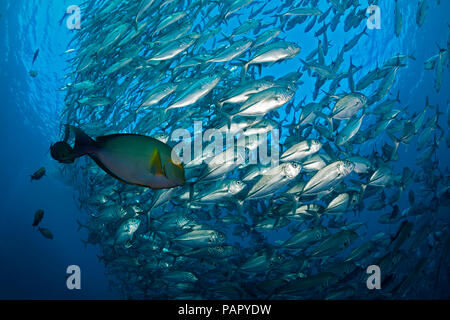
[{"left": 0, "top": 0, "right": 118, "bottom": 299}]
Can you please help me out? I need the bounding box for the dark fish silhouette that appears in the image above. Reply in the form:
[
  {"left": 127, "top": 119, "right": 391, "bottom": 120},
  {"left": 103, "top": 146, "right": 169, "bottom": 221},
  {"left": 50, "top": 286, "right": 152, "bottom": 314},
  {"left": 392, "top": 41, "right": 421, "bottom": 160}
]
[
  {"left": 30, "top": 167, "right": 46, "bottom": 181},
  {"left": 32, "top": 49, "right": 39, "bottom": 65},
  {"left": 32, "top": 210, "right": 44, "bottom": 227},
  {"left": 38, "top": 227, "right": 53, "bottom": 240}
]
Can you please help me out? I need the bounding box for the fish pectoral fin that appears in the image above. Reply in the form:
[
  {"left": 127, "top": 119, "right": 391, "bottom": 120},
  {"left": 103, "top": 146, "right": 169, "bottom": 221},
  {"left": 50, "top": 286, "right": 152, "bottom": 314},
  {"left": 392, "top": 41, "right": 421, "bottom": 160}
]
[{"left": 149, "top": 149, "right": 166, "bottom": 177}]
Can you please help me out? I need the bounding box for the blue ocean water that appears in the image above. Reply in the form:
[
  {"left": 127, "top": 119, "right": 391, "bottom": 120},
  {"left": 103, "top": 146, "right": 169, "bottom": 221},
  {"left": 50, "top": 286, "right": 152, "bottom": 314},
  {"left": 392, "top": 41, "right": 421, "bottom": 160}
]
[
  {"left": 0, "top": 0, "right": 448, "bottom": 299},
  {"left": 0, "top": 0, "right": 118, "bottom": 299}
]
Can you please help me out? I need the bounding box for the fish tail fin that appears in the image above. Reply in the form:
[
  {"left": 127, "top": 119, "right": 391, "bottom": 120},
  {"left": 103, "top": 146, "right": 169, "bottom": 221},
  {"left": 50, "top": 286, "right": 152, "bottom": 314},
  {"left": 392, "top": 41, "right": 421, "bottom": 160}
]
[
  {"left": 321, "top": 89, "right": 339, "bottom": 100},
  {"left": 360, "top": 183, "right": 368, "bottom": 197},
  {"left": 387, "top": 131, "right": 401, "bottom": 147},
  {"left": 435, "top": 103, "right": 444, "bottom": 116},
  {"left": 348, "top": 57, "right": 356, "bottom": 92},
  {"left": 235, "top": 199, "right": 245, "bottom": 214},
  {"left": 219, "top": 31, "right": 233, "bottom": 44},
  {"left": 135, "top": 105, "right": 143, "bottom": 113},
  {"left": 317, "top": 111, "right": 334, "bottom": 132},
  {"left": 67, "top": 125, "right": 97, "bottom": 157},
  {"left": 395, "top": 90, "right": 401, "bottom": 103},
  {"left": 436, "top": 42, "right": 445, "bottom": 53},
  {"left": 216, "top": 100, "right": 224, "bottom": 108},
  {"left": 215, "top": 105, "right": 234, "bottom": 127},
  {"left": 241, "top": 62, "right": 249, "bottom": 81},
  {"left": 300, "top": 58, "right": 310, "bottom": 67},
  {"left": 112, "top": 188, "right": 123, "bottom": 202},
  {"left": 349, "top": 56, "right": 355, "bottom": 71},
  {"left": 76, "top": 219, "right": 83, "bottom": 232}
]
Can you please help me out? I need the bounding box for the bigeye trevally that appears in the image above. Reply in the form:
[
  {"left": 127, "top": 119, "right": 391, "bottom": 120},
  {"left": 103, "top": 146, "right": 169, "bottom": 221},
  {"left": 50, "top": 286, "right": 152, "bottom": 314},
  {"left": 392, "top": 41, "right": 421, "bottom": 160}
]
[{"left": 51, "top": 125, "right": 185, "bottom": 189}]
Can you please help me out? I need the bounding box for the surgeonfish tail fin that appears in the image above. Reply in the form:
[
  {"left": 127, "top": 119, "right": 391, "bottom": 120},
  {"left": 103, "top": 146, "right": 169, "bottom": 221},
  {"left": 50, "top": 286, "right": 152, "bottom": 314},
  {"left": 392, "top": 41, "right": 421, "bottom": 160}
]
[{"left": 67, "top": 125, "right": 97, "bottom": 157}]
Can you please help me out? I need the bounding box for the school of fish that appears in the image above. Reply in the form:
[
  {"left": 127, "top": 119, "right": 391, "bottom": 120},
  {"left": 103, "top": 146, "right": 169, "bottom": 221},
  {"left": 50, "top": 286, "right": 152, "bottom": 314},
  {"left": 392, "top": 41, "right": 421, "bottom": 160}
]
[{"left": 53, "top": 0, "right": 450, "bottom": 299}]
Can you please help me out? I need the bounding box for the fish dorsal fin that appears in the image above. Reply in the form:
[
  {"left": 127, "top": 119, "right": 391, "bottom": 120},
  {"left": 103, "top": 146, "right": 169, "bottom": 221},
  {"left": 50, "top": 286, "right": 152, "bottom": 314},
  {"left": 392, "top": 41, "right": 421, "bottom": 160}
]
[{"left": 149, "top": 149, "right": 165, "bottom": 177}]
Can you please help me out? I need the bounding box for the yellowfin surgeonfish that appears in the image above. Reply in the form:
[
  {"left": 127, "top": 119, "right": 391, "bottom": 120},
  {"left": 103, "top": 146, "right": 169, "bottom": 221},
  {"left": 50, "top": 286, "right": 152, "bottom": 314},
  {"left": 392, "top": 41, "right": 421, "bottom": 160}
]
[{"left": 51, "top": 126, "right": 185, "bottom": 189}]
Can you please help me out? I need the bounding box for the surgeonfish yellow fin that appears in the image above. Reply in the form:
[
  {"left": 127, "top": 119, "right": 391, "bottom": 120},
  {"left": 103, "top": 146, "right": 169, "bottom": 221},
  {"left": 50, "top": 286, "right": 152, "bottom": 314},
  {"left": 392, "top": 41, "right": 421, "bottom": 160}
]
[
  {"left": 149, "top": 149, "right": 165, "bottom": 177},
  {"left": 172, "top": 159, "right": 184, "bottom": 170}
]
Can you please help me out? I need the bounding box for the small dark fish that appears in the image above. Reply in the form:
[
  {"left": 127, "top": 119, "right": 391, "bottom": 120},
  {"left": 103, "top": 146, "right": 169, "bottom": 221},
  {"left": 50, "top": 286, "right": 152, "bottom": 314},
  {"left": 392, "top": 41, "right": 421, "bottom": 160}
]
[
  {"left": 32, "top": 49, "right": 39, "bottom": 65},
  {"left": 29, "top": 70, "right": 38, "bottom": 78},
  {"left": 32, "top": 210, "right": 44, "bottom": 227},
  {"left": 38, "top": 227, "right": 53, "bottom": 240},
  {"left": 30, "top": 167, "right": 46, "bottom": 181}
]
